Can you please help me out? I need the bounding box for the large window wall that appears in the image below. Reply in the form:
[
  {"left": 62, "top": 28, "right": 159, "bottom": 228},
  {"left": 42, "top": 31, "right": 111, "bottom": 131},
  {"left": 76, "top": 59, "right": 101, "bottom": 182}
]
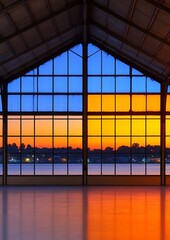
[
  {"left": 7, "top": 45, "right": 83, "bottom": 176},
  {"left": 1, "top": 43, "right": 169, "bottom": 184},
  {"left": 87, "top": 44, "right": 161, "bottom": 176}
]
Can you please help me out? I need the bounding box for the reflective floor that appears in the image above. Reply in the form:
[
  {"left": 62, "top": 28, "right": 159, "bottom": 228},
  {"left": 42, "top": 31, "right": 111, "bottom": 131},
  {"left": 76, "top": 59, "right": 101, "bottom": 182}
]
[{"left": 0, "top": 186, "right": 170, "bottom": 240}]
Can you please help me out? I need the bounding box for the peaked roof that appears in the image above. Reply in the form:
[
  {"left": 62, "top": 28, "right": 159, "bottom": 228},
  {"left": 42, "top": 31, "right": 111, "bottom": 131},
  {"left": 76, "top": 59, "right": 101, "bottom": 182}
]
[{"left": 0, "top": 0, "right": 170, "bottom": 83}]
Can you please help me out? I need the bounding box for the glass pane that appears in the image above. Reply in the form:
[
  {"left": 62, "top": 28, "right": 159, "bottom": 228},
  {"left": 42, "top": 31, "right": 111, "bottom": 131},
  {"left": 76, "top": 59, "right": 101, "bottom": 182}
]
[
  {"left": 102, "top": 164, "right": 115, "bottom": 175},
  {"left": 54, "top": 77, "right": 67, "bottom": 92},
  {"left": 8, "top": 78, "right": 20, "bottom": 92},
  {"left": 68, "top": 137, "right": 82, "bottom": 149},
  {"left": 22, "top": 95, "right": 37, "bottom": 111},
  {"left": 116, "top": 164, "right": 130, "bottom": 175},
  {"left": 35, "top": 137, "right": 52, "bottom": 149},
  {"left": 22, "top": 164, "right": 34, "bottom": 175},
  {"left": 35, "top": 118, "right": 52, "bottom": 135},
  {"left": 116, "top": 95, "right": 130, "bottom": 111},
  {"left": 132, "top": 118, "right": 145, "bottom": 135},
  {"left": 132, "top": 95, "right": 146, "bottom": 111},
  {"left": 69, "top": 77, "right": 82, "bottom": 93},
  {"left": 39, "top": 60, "right": 52, "bottom": 75},
  {"left": 102, "top": 119, "right": 115, "bottom": 135},
  {"left": 54, "top": 164, "right": 67, "bottom": 175},
  {"left": 102, "top": 137, "right": 115, "bottom": 151},
  {"left": 68, "top": 164, "right": 82, "bottom": 175},
  {"left": 102, "top": 51, "right": 115, "bottom": 74},
  {"left": 38, "top": 77, "right": 52, "bottom": 92},
  {"left": 22, "top": 117, "right": 34, "bottom": 135},
  {"left": 88, "top": 119, "right": 101, "bottom": 136},
  {"left": 88, "top": 77, "right": 101, "bottom": 93},
  {"left": 35, "top": 164, "right": 52, "bottom": 175},
  {"left": 88, "top": 137, "right": 101, "bottom": 150},
  {"left": 132, "top": 77, "right": 146, "bottom": 92},
  {"left": 54, "top": 52, "right": 67, "bottom": 75},
  {"left": 146, "top": 118, "right": 160, "bottom": 135},
  {"left": 147, "top": 77, "right": 160, "bottom": 93},
  {"left": 8, "top": 119, "right": 20, "bottom": 136},
  {"left": 88, "top": 95, "right": 101, "bottom": 112},
  {"left": 147, "top": 163, "right": 160, "bottom": 175},
  {"left": 69, "top": 51, "right": 82, "bottom": 75},
  {"left": 88, "top": 164, "right": 101, "bottom": 175},
  {"left": 102, "top": 77, "right": 115, "bottom": 93},
  {"left": 102, "top": 95, "right": 115, "bottom": 111},
  {"left": 69, "top": 118, "right": 82, "bottom": 136},
  {"left": 116, "top": 60, "right": 129, "bottom": 74},
  {"left": 54, "top": 95, "right": 67, "bottom": 111},
  {"left": 132, "top": 163, "right": 145, "bottom": 175},
  {"left": 38, "top": 95, "right": 52, "bottom": 111},
  {"left": 116, "top": 119, "right": 130, "bottom": 135},
  {"left": 54, "top": 118, "right": 67, "bottom": 135},
  {"left": 147, "top": 95, "right": 160, "bottom": 111},
  {"left": 69, "top": 95, "right": 82, "bottom": 111},
  {"left": 54, "top": 137, "right": 67, "bottom": 148},
  {"left": 88, "top": 51, "right": 101, "bottom": 75},
  {"left": 116, "top": 77, "right": 130, "bottom": 92},
  {"left": 116, "top": 137, "right": 130, "bottom": 151},
  {"left": 166, "top": 95, "right": 170, "bottom": 111},
  {"left": 8, "top": 164, "right": 20, "bottom": 175},
  {"left": 8, "top": 95, "right": 20, "bottom": 111},
  {"left": 22, "top": 76, "right": 37, "bottom": 92}
]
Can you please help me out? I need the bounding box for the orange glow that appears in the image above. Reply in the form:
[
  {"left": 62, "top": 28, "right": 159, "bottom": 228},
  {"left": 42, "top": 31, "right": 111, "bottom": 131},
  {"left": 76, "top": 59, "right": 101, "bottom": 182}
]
[
  {"left": 132, "top": 95, "right": 146, "bottom": 111},
  {"left": 116, "top": 95, "right": 130, "bottom": 111},
  {"left": 88, "top": 95, "right": 101, "bottom": 111},
  {"left": 102, "top": 95, "right": 115, "bottom": 111},
  {"left": 147, "top": 95, "right": 160, "bottom": 111},
  {"left": 87, "top": 189, "right": 161, "bottom": 240}
]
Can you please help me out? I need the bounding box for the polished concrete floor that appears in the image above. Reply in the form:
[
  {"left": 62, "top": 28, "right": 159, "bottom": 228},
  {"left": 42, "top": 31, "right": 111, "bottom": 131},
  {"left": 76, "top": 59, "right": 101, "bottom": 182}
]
[{"left": 0, "top": 186, "right": 170, "bottom": 240}]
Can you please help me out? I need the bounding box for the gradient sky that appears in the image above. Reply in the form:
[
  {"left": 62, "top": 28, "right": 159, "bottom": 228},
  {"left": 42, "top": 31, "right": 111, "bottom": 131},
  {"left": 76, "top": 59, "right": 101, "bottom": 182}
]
[{"left": 5, "top": 44, "right": 165, "bottom": 150}]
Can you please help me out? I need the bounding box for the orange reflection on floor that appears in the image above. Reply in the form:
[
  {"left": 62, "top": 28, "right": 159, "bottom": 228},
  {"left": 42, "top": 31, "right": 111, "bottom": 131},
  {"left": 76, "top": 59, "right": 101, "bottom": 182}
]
[{"left": 87, "top": 187, "right": 168, "bottom": 240}]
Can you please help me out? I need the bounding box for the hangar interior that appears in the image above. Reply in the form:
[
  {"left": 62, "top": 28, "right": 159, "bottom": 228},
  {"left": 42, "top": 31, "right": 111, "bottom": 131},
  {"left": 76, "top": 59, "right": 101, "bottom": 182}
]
[{"left": 0, "top": 0, "right": 170, "bottom": 185}]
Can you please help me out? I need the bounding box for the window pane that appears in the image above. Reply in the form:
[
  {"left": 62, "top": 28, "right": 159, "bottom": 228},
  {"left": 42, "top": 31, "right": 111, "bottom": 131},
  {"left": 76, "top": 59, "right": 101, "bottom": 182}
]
[
  {"left": 132, "top": 118, "right": 145, "bottom": 135},
  {"left": 54, "top": 77, "right": 67, "bottom": 92},
  {"left": 132, "top": 77, "right": 146, "bottom": 92},
  {"left": 38, "top": 96, "right": 52, "bottom": 111},
  {"left": 102, "top": 52, "right": 115, "bottom": 74},
  {"left": 69, "top": 118, "right": 82, "bottom": 136},
  {"left": 116, "top": 95, "right": 130, "bottom": 111},
  {"left": 102, "top": 95, "right": 115, "bottom": 111},
  {"left": 147, "top": 95, "right": 160, "bottom": 111},
  {"left": 35, "top": 118, "right": 52, "bottom": 135},
  {"left": 22, "top": 76, "right": 37, "bottom": 92},
  {"left": 54, "top": 52, "right": 67, "bottom": 74},
  {"left": 8, "top": 118, "right": 20, "bottom": 136},
  {"left": 102, "top": 77, "right": 115, "bottom": 93},
  {"left": 69, "top": 51, "right": 82, "bottom": 75},
  {"left": 116, "top": 77, "right": 130, "bottom": 92},
  {"left": 88, "top": 51, "right": 101, "bottom": 75},
  {"left": 22, "top": 95, "right": 37, "bottom": 111},
  {"left": 54, "top": 95, "right": 67, "bottom": 111},
  {"left": 147, "top": 77, "right": 160, "bottom": 92},
  {"left": 8, "top": 78, "right": 20, "bottom": 92},
  {"left": 69, "top": 95, "right": 82, "bottom": 111},
  {"left": 39, "top": 60, "right": 52, "bottom": 75},
  {"left": 88, "top": 77, "right": 101, "bottom": 93},
  {"left": 69, "top": 77, "right": 82, "bottom": 92},
  {"left": 88, "top": 119, "right": 101, "bottom": 136},
  {"left": 132, "top": 95, "right": 146, "bottom": 111},
  {"left": 88, "top": 95, "right": 101, "bottom": 112},
  {"left": 116, "top": 60, "right": 129, "bottom": 74},
  {"left": 102, "top": 119, "right": 115, "bottom": 135},
  {"left": 8, "top": 95, "right": 20, "bottom": 111},
  {"left": 38, "top": 77, "right": 52, "bottom": 92}
]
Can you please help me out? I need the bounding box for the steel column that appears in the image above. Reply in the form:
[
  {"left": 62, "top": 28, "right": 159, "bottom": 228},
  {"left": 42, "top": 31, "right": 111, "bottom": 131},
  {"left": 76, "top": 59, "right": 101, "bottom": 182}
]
[
  {"left": 83, "top": 0, "right": 87, "bottom": 185},
  {"left": 1, "top": 83, "right": 8, "bottom": 186}
]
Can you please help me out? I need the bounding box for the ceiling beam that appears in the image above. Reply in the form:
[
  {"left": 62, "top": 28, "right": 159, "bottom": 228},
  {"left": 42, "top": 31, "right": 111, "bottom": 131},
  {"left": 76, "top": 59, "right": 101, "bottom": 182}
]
[
  {"left": 0, "top": 0, "right": 26, "bottom": 14},
  {"left": 91, "top": 0, "right": 170, "bottom": 46},
  {"left": 146, "top": 0, "right": 170, "bottom": 13},
  {"left": 0, "top": 23, "right": 83, "bottom": 66},
  {"left": 89, "top": 20, "right": 169, "bottom": 67},
  {"left": 0, "top": 0, "right": 81, "bottom": 45},
  {"left": 89, "top": 35, "right": 164, "bottom": 83},
  {"left": 3, "top": 37, "right": 82, "bottom": 83}
]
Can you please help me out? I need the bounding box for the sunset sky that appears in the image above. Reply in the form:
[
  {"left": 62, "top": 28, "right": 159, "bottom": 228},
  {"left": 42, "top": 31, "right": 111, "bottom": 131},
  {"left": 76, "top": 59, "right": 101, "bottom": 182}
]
[{"left": 5, "top": 44, "right": 169, "bottom": 150}]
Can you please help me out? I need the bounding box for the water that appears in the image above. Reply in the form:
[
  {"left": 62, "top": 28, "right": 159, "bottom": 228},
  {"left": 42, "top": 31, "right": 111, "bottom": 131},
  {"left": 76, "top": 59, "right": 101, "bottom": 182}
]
[{"left": 0, "top": 163, "right": 170, "bottom": 175}]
